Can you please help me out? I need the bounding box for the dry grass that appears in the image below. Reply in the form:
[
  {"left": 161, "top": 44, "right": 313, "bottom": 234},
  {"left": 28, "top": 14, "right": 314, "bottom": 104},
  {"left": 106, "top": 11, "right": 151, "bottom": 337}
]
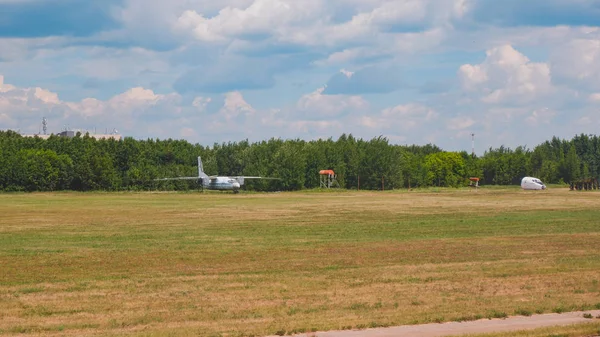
[
  {"left": 1, "top": 187, "right": 600, "bottom": 336},
  {"left": 458, "top": 321, "right": 600, "bottom": 337}
]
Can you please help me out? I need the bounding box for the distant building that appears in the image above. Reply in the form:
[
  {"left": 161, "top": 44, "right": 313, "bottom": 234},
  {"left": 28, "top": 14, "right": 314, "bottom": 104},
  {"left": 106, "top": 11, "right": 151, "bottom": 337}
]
[
  {"left": 57, "top": 130, "right": 123, "bottom": 141},
  {"left": 19, "top": 118, "right": 122, "bottom": 140},
  {"left": 58, "top": 130, "right": 76, "bottom": 138},
  {"left": 22, "top": 130, "right": 122, "bottom": 141}
]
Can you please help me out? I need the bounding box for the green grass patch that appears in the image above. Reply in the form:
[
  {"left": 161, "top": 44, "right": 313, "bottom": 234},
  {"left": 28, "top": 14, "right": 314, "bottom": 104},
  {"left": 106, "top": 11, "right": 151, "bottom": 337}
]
[{"left": 1, "top": 189, "right": 600, "bottom": 336}]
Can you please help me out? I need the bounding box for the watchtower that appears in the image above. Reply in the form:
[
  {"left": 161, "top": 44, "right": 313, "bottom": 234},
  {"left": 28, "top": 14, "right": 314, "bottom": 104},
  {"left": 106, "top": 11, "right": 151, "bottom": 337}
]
[
  {"left": 319, "top": 170, "right": 340, "bottom": 188},
  {"left": 469, "top": 177, "right": 479, "bottom": 190}
]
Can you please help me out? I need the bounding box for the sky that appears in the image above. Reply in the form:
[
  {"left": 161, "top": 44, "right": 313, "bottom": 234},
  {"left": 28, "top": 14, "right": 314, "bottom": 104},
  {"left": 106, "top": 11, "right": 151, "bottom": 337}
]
[{"left": 0, "top": 0, "right": 599, "bottom": 154}]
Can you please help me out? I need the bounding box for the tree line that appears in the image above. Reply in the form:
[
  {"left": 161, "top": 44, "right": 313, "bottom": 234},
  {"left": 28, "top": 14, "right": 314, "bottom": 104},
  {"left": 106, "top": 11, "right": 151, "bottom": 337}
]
[{"left": 0, "top": 130, "right": 598, "bottom": 192}]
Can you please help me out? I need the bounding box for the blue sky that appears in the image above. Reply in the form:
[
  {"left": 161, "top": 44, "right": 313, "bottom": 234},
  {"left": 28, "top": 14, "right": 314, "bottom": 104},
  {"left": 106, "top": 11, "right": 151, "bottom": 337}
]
[{"left": 1, "top": 0, "right": 599, "bottom": 154}]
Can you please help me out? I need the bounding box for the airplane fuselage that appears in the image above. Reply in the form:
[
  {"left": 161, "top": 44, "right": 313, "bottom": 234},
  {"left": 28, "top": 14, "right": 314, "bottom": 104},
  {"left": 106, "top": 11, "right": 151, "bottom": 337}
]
[{"left": 203, "top": 176, "right": 241, "bottom": 192}]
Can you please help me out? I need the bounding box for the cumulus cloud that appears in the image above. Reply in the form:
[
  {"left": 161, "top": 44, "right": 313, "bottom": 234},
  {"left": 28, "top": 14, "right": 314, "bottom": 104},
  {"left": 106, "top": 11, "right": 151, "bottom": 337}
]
[
  {"left": 4, "top": 0, "right": 600, "bottom": 152},
  {"left": 323, "top": 66, "right": 405, "bottom": 95},
  {"left": 295, "top": 86, "right": 368, "bottom": 118},
  {"left": 525, "top": 107, "right": 556, "bottom": 126},
  {"left": 312, "top": 27, "right": 446, "bottom": 66},
  {"left": 589, "top": 93, "right": 600, "bottom": 102},
  {"left": 447, "top": 116, "right": 476, "bottom": 131},
  {"left": 174, "top": 0, "right": 460, "bottom": 50},
  {"left": 458, "top": 45, "right": 553, "bottom": 104},
  {"left": 176, "top": 0, "right": 323, "bottom": 42},
  {"left": 360, "top": 103, "right": 438, "bottom": 131},
  {"left": 446, "top": 43, "right": 600, "bottom": 151},
  {"left": 171, "top": 51, "right": 317, "bottom": 94},
  {"left": 0, "top": 75, "right": 182, "bottom": 134},
  {"left": 219, "top": 91, "right": 255, "bottom": 122},
  {"left": 0, "top": 75, "right": 368, "bottom": 144},
  {"left": 0, "top": 37, "right": 68, "bottom": 61},
  {"left": 550, "top": 38, "right": 600, "bottom": 91},
  {"left": 192, "top": 96, "right": 212, "bottom": 111}
]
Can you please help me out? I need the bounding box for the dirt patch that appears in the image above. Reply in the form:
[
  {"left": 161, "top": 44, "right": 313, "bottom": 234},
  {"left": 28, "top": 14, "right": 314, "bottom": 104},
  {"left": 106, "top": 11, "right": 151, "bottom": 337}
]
[{"left": 273, "top": 310, "right": 600, "bottom": 337}]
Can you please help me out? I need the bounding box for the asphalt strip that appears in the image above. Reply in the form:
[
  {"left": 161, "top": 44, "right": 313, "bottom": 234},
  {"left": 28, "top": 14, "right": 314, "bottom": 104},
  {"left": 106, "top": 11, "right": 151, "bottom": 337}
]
[{"left": 267, "top": 310, "right": 600, "bottom": 337}]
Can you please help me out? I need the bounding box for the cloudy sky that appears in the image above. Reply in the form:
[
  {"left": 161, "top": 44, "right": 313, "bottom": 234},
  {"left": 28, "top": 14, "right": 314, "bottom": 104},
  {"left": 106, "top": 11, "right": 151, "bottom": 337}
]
[{"left": 1, "top": 0, "right": 599, "bottom": 153}]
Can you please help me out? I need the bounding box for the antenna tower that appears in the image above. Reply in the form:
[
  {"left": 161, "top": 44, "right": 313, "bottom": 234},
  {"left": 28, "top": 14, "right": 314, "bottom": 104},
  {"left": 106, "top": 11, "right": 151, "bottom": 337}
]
[
  {"left": 42, "top": 117, "right": 47, "bottom": 135},
  {"left": 471, "top": 133, "right": 475, "bottom": 157}
]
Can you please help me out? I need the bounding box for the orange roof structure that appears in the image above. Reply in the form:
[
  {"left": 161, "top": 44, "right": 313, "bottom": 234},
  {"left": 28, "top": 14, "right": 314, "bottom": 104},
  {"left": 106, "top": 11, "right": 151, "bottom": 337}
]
[{"left": 319, "top": 170, "right": 335, "bottom": 175}]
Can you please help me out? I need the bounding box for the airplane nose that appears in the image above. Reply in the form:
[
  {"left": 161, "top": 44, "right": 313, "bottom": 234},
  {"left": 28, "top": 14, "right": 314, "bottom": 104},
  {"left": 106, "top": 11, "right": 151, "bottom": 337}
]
[{"left": 233, "top": 182, "right": 240, "bottom": 189}]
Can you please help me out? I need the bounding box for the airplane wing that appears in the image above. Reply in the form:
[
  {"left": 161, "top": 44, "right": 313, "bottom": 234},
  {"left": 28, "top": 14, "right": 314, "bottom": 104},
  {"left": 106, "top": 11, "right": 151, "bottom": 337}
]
[
  {"left": 233, "top": 176, "right": 281, "bottom": 185},
  {"left": 154, "top": 177, "right": 199, "bottom": 181}
]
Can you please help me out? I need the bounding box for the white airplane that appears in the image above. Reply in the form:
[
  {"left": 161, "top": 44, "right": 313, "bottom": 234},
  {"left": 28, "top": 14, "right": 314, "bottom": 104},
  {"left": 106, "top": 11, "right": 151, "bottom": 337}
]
[
  {"left": 521, "top": 176, "right": 547, "bottom": 190},
  {"left": 155, "top": 156, "right": 279, "bottom": 193}
]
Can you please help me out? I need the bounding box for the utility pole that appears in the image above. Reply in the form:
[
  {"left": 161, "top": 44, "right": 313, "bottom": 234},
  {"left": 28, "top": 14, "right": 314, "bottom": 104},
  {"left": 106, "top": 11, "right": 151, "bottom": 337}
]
[{"left": 471, "top": 133, "right": 475, "bottom": 158}]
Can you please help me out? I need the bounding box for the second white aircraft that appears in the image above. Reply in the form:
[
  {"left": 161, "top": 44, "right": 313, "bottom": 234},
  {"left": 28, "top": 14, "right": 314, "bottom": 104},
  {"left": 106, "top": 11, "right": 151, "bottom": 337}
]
[{"left": 521, "top": 176, "right": 547, "bottom": 190}]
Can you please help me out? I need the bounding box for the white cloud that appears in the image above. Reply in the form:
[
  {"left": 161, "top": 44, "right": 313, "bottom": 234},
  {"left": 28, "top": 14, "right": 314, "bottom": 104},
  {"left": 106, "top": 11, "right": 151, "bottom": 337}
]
[
  {"left": 340, "top": 69, "right": 354, "bottom": 78},
  {"left": 360, "top": 103, "right": 438, "bottom": 131},
  {"left": 0, "top": 75, "right": 370, "bottom": 144},
  {"left": 525, "top": 107, "right": 556, "bottom": 126},
  {"left": 447, "top": 116, "right": 476, "bottom": 130},
  {"left": 73, "top": 47, "right": 173, "bottom": 81},
  {"left": 550, "top": 38, "right": 600, "bottom": 90},
  {"left": 219, "top": 91, "right": 255, "bottom": 122},
  {"left": 0, "top": 76, "right": 62, "bottom": 118},
  {"left": 180, "top": 127, "right": 198, "bottom": 138},
  {"left": 0, "top": 75, "right": 182, "bottom": 133},
  {"left": 192, "top": 97, "right": 212, "bottom": 110},
  {"left": 458, "top": 45, "right": 553, "bottom": 104},
  {"left": 175, "top": 0, "right": 324, "bottom": 43},
  {"left": 346, "top": 0, "right": 429, "bottom": 27},
  {"left": 295, "top": 86, "right": 368, "bottom": 118},
  {"left": 0, "top": 75, "right": 15, "bottom": 92},
  {"left": 0, "top": 37, "right": 66, "bottom": 61},
  {"left": 589, "top": 93, "right": 600, "bottom": 102},
  {"left": 4, "top": 0, "right": 600, "bottom": 152},
  {"left": 173, "top": 0, "right": 461, "bottom": 52}
]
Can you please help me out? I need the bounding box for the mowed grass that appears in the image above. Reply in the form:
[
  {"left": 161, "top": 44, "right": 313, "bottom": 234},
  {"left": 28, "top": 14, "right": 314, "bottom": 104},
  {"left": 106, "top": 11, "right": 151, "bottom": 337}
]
[
  {"left": 459, "top": 321, "right": 600, "bottom": 337},
  {"left": 1, "top": 188, "right": 600, "bottom": 336}
]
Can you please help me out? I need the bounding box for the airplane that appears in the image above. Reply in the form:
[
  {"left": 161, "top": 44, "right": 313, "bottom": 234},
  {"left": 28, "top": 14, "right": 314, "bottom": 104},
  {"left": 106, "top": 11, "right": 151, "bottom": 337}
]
[
  {"left": 155, "top": 156, "right": 279, "bottom": 193},
  {"left": 521, "top": 176, "right": 547, "bottom": 190}
]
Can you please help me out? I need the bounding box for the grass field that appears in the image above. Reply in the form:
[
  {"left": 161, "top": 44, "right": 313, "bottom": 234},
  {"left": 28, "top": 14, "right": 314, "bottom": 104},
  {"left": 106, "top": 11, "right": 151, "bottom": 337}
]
[
  {"left": 1, "top": 187, "right": 600, "bottom": 336},
  {"left": 463, "top": 321, "right": 600, "bottom": 337}
]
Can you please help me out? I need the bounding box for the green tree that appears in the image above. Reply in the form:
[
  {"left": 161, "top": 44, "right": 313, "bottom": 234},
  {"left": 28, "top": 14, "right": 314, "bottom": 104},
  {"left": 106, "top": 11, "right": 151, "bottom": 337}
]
[{"left": 424, "top": 152, "right": 466, "bottom": 187}]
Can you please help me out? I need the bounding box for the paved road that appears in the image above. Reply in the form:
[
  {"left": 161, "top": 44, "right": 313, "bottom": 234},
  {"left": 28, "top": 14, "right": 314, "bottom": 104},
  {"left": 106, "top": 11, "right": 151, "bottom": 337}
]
[{"left": 267, "top": 310, "right": 600, "bottom": 337}]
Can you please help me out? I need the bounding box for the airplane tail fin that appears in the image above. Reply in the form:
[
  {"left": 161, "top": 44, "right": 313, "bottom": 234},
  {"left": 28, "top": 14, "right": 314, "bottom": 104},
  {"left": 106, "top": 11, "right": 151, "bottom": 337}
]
[{"left": 198, "top": 156, "right": 209, "bottom": 179}]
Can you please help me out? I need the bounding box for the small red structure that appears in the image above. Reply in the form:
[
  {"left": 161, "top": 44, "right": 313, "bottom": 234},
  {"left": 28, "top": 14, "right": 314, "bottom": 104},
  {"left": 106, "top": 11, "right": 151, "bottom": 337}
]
[
  {"left": 469, "top": 177, "right": 479, "bottom": 190},
  {"left": 319, "top": 170, "right": 335, "bottom": 176},
  {"left": 319, "top": 170, "right": 339, "bottom": 188}
]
